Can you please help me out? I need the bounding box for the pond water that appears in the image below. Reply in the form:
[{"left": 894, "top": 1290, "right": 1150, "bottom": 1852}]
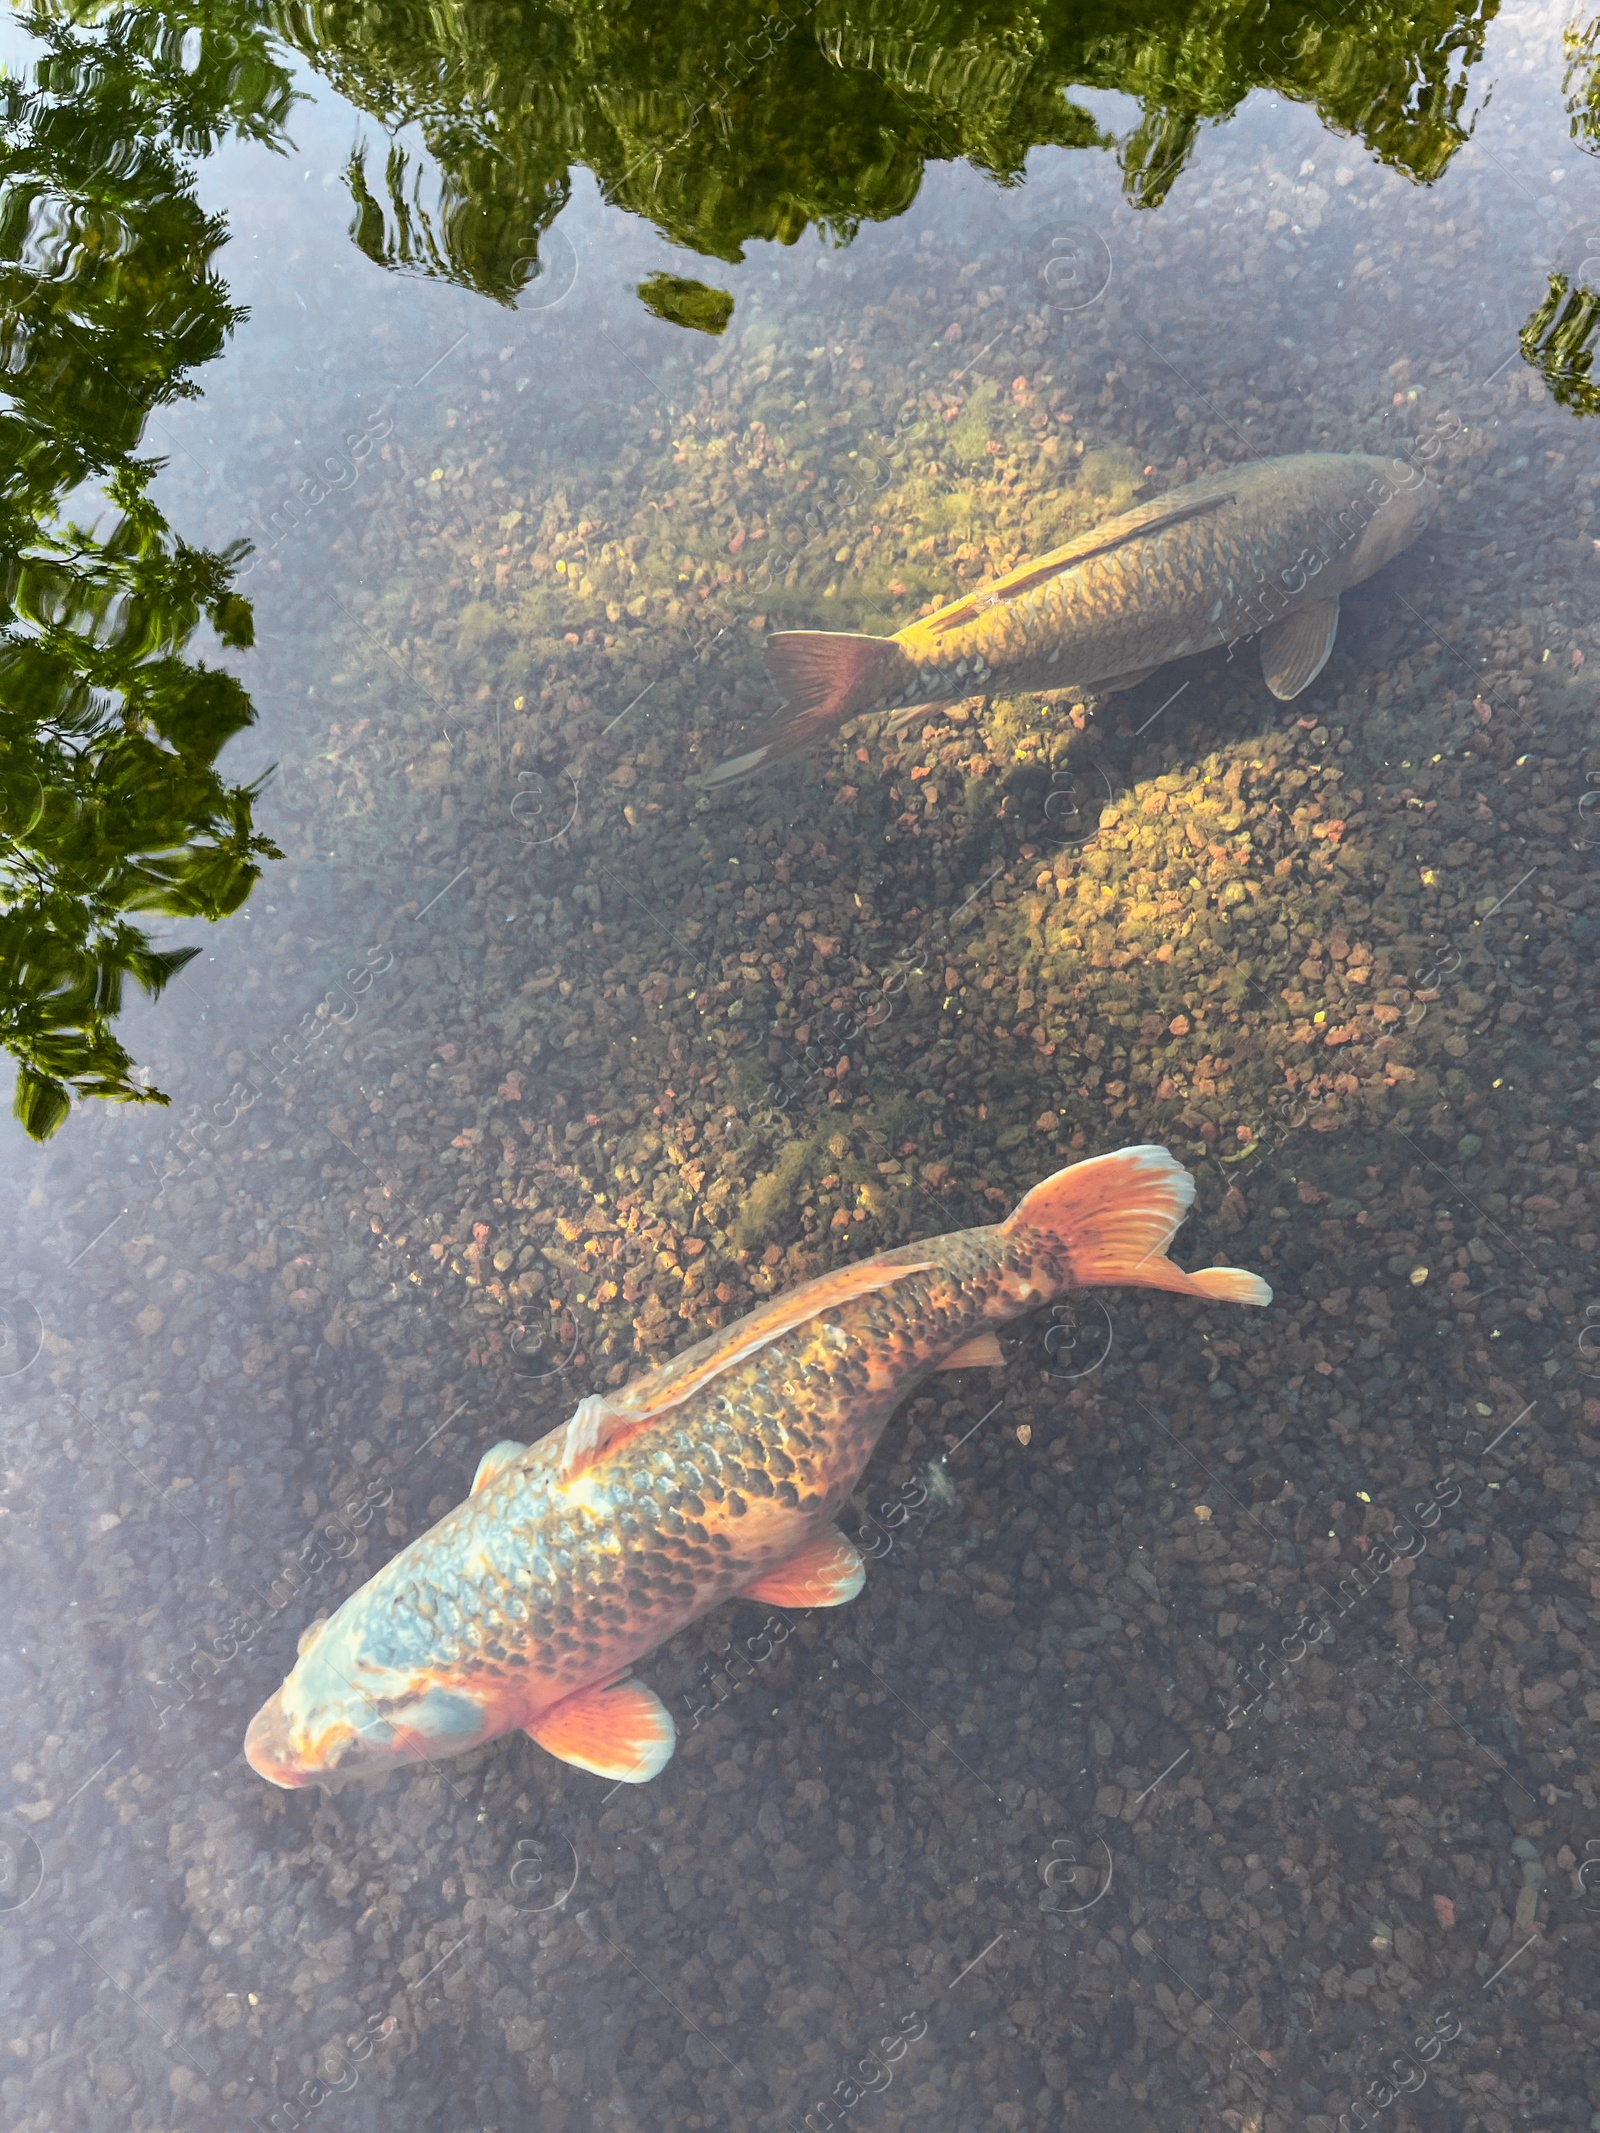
[{"left": 1, "top": 4, "right": 1598, "bottom": 2132}]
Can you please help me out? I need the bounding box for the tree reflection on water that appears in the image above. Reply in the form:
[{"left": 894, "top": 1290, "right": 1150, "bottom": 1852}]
[
  {"left": 274, "top": 0, "right": 1501, "bottom": 305},
  {"left": 1520, "top": 271, "right": 1600, "bottom": 419},
  {"left": 0, "top": 5, "right": 291, "bottom": 1136}
]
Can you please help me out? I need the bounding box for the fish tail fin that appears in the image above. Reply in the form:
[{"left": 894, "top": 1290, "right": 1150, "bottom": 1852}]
[
  {"left": 702, "top": 631, "right": 908, "bottom": 786},
  {"left": 1001, "top": 1144, "right": 1272, "bottom": 1307}
]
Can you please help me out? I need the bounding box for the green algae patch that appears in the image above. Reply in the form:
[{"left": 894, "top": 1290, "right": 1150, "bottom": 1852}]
[
  {"left": 1077, "top": 445, "right": 1143, "bottom": 515},
  {"left": 948, "top": 380, "right": 1000, "bottom": 465},
  {"left": 638, "top": 274, "right": 735, "bottom": 335},
  {"left": 731, "top": 1134, "right": 820, "bottom": 1252}
]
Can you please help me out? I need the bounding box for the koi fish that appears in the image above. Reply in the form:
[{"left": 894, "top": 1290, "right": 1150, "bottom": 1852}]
[
  {"left": 704, "top": 451, "right": 1428, "bottom": 782},
  {"left": 244, "top": 1145, "right": 1270, "bottom": 1790}
]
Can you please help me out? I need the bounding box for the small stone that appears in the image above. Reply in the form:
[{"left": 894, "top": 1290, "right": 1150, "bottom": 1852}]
[
  {"left": 757, "top": 1799, "right": 785, "bottom": 1844},
  {"left": 1432, "top": 1894, "right": 1455, "bottom": 1927}
]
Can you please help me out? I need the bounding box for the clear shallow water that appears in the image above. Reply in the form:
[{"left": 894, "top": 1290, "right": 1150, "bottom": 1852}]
[{"left": 1, "top": 5, "right": 1599, "bottom": 2132}]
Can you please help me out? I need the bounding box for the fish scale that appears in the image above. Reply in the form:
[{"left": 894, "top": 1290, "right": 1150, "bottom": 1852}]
[
  {"left": 245, "top": 1147, "right": 1272, "bottom": 1789},
  {"left": 308, "top": 1256, "right": 1013, "bottom": 1706}
]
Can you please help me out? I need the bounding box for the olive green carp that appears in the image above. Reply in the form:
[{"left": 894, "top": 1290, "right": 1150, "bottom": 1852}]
[
  {"left": 705, "top": 450, "right": 1428, "bottom": 784},
  {"left": 244, "top": 1145, "right": 1270, "bottom": 1790}
]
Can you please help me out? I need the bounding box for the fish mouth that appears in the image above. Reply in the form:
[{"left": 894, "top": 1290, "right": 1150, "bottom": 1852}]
[
  {"left": 243, "top": 1686, "right": 370, "bottom": 1790},
  {"left": 244, "top": 1671, "right": 493, "bottom": 1789},
  {"left": 244, "top": 1689, "right": 314, "bottom": 1788},
  {"left": 244, "top": 1689, "right": 398, "bottom": 1791}
]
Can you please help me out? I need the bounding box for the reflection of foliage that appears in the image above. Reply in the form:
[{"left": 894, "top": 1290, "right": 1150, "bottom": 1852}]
[
  {"left": 0, "top": 4, "right": 294, "bottom": 1136},
  {"left": 1108, "top": 0, "right": 1497, "bottom": 210},
  {"left": 1118, "top": 102, "right": 1203, "bottom": 212},
  {"left": 637, "top": 273, "right": 734, "bottom": 335},
  {"left": 1564, "top": 14, "right": 1600, "bottom": 155},
  {"left": 1520, "top": 272, "right": 1600, "bottom": 418},
  {"left": 275, "top": 0, "right": 1105, "bottom": 304},
  {"left": 271, "top": 0, "right": 1498, "bottom": 311}
]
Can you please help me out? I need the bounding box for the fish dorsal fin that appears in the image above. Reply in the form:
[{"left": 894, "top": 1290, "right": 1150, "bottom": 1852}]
[
  {"left": 916, "top": 489, "right": 1237, "bottom": 640},
  {"left": 555, "top": 1255, "right": 937, "bottom": 1480},
  {"left": 1259, "top": 595, "right": 1340, "bottom": 700}
]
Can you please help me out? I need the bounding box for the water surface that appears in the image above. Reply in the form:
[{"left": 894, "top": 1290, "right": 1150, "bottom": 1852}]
[{"left": 1, "top": 5, "right": 1597, "bottom": 2132}]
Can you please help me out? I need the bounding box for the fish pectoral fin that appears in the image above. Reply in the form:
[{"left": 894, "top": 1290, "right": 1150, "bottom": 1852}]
[
  {"left": 296, "top": 1615, "right": 329, "bottom": 1657},
  {"left": 470, "top": 1439, "right": 530, "bottom": 1495},
  {"left": 1259, "top": 596, "right": 1340, "bottom": 700},
  {"left": 740, "top": 1526, "right": 866, "bottom": 1608},
  {"left": 938, "top": 1330, "right": 1005, "bottom": 1369},
  {"left": 527, "top": 1679, "right": 676, "bottom": 1783}
]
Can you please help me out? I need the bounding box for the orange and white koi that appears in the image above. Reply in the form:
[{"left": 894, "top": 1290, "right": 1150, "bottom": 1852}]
[{"left": 244, "top": 1145, "right": 1269, "bottom": 1789}]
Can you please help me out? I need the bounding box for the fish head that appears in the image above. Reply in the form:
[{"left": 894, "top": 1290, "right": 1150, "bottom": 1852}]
[
  {"left": 1347, "top": 455, "right": 1432, "bottom": 580},
  {"left": 244, "top": 1604, "right": 495, "bottom": 1790}
]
